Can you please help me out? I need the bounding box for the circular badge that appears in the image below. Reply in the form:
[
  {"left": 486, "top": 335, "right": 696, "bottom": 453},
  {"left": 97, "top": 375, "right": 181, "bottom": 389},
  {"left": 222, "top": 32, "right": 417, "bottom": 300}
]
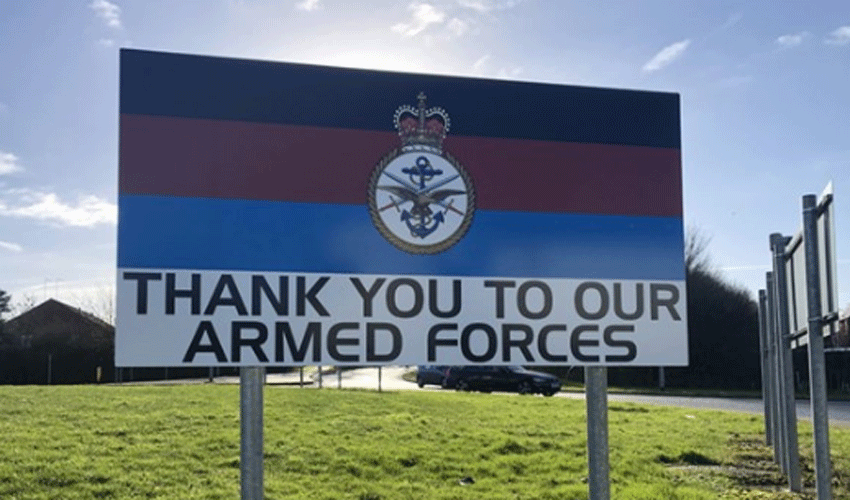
[{"left": 368, "top": 148, "right": 475, "bottom": 254}]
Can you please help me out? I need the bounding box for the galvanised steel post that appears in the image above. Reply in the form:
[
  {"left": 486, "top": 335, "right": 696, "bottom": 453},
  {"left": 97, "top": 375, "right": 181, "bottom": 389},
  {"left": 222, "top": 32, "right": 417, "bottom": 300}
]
[
  {"left": 240, "top": 367, "right": 264, "bottom": 500},
  {"left": 585, "top": 366, "right": 610, "bottom": 500},
  {"left": 771, "top": 233, "right": 801, "bottom": 492},
  {"left": 758, "top": 289, "right": 773, "bottom": 446},
  {"left": 766, "top": 271, "right": 784, "bottom": 467},
  {"left": 803, "top": 194, "right": 832, "bottom": 500}
]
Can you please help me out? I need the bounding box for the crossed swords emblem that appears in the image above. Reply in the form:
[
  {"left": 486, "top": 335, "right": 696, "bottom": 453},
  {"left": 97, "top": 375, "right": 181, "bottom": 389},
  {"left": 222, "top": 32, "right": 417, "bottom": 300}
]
[{"left": 377, "top": 156, "right": 467, "bottom": 239}]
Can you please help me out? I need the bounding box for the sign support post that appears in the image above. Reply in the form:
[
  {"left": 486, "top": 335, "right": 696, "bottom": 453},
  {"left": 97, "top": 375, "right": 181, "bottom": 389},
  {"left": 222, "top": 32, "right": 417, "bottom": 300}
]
[
  {"left": 766, "top": 272, "right": 783, "bottom": 464},
  {"left": 802, "top": 194, "right": 832, "bottom": 500},
  {"left": 240, "top": 367, "right": 264, "bottom": 500},
  {"left": 758, "top": 289, "right": 773, "bottom": 446},
  {"left": 585, "top": 366, "right": 610, "bottom": 500},
  {"left": 771, "top": 233, "right": 801, "bottom": 492}
]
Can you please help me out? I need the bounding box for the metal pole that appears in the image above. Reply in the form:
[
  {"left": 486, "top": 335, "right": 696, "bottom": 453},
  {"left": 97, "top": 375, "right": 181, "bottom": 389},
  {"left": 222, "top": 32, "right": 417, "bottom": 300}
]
[
  {"left": 585, "top": 366, "right": 610, "bottom": 500},
  {"left": 299, "top": 366, "right": 304, "bottom": 388},
  {"left": 772, "top": 233, "right": 801, "bottom": 491},
  {"left": 803, "top": 194, "right": 832, "bottom": 500},
  {"left": 337, "top": 369, "right": 342, "bottom": 389},
  {"left": 318, "top": 366, "right": 323, "bottom": 388},
  {"left": 767, "top": 271, "right": 784, "bottom": 466},
  {"left": 378, "top": 366, "right": 382, "bottom": 393},
  {"left": 758, "top": 289, "right": 773, "bottom": 445},
  {"left": 240, "top": 367, "right": 264, "bottom": 500},
  {"left": 773, "top": 244, "right": 791, "bottom": 474}
]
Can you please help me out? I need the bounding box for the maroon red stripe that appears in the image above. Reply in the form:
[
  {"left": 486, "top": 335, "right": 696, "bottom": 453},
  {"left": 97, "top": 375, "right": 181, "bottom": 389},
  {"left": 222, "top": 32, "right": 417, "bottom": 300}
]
[{"left": 120, "top": 114, "right": 681, "bottom": 216}]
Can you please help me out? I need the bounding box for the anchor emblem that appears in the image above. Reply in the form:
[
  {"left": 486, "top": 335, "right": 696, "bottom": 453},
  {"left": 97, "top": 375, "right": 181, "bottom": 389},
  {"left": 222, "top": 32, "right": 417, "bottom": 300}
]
[
  {"left": 368, "top": 93, "right": 475, "bottom": 255},
  {"left": 378, "top": 155, "right": 466, "bottom": 239}
]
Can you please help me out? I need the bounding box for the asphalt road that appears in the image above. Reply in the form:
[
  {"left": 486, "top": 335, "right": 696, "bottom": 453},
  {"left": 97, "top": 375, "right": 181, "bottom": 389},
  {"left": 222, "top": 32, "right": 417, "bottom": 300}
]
[{"left": 274, "top": 366, "right": 850, "bottom": 426}]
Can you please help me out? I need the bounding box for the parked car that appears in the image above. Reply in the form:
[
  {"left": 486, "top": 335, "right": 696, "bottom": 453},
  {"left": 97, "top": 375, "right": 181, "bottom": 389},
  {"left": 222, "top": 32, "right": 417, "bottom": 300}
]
[
  {"left": 442, "top": 366, "right": 561, "bottom": 396},
  {"left": 416, "top": 365, "right": 448, "bottom": 388}
]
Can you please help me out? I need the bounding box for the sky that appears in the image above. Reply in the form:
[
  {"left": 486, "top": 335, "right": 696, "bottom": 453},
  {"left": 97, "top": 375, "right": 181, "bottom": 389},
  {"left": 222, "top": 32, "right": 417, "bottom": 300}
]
[{"left": 0, "top": 0, "right": 848, "bottom": 320}]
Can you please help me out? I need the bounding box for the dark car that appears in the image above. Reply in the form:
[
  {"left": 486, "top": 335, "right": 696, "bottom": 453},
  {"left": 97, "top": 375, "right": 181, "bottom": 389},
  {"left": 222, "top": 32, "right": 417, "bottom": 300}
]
[
  {"left": 416, "top": 365, "right": 448, "bottom": 387},
  {"left": 442, "top": 366, "right": 561, "bottom": 396}
]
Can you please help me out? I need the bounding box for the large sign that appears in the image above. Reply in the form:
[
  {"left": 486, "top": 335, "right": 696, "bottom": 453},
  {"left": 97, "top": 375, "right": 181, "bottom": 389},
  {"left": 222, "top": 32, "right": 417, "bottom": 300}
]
[{"left": 117, "top": 49, "right": 687, "bottom": 367}]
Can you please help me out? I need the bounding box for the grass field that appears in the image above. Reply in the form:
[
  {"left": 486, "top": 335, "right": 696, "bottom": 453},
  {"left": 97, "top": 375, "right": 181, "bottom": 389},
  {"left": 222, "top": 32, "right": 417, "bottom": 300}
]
[{"left": 1, "top": 385, "right": 848, "bottom": 499}]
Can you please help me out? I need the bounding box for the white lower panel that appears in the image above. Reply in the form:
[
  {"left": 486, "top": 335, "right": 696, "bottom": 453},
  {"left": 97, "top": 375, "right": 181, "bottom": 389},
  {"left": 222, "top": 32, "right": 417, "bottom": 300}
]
[{"left": 116, "top": 268, "right": 688, "bottom": 367}]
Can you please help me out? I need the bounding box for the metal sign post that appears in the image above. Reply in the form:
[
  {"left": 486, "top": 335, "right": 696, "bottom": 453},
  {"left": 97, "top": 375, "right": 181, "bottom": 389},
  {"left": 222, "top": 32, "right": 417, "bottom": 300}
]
[
  {"left": 240, "top": 367, "right": 264, "bottom": 500},
  {"left": 802, "top": 194, "right": 832, "bottom": 500},
  {"left": 771, "top": 233, "right": 801, "bottom": 491},
  {"left": 765, "top": 272, "right": 782, "bottom": 464},
  {"left": 757, "top": 289, "right": 773, "bottom": 446},
  {"left": 585, "top": 366, "right": 610, "bottom": 500}
]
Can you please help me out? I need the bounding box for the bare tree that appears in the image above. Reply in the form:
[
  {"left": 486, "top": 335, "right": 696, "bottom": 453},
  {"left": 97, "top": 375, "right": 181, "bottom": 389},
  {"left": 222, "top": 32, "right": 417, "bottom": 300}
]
[
  {"left": 7, "top": 293, "right": 37, "bottom": 318},
  {"left": 685, "top": 225, "right": 714, "bottom": 275},
  {"left": 73, "top": 286, "right": 115, "bottom": 325},
  {"left": 0, "top": 289, "right": 10, "bottom": 319},
  {"left": 0, "top": 289, "right": 10, "bottom": 339}
]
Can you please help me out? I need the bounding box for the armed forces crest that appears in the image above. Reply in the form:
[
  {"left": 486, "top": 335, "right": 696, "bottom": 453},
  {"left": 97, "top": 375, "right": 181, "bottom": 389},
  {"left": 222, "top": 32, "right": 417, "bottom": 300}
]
[{"left": 368, "top": 92, "right": 475, "bottom": 254}]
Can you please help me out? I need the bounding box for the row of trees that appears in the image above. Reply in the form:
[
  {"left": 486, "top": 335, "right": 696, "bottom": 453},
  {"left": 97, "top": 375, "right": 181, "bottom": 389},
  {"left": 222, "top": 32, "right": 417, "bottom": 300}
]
[{"left": 671, "top": 231, "right": 760, "bottom": 388}]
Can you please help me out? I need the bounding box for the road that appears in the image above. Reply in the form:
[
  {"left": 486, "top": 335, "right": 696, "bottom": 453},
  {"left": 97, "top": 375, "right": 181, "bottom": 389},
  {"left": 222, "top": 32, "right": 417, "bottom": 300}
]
[{"left": 270, "top": 366, "right": 850, "bottom": 426}]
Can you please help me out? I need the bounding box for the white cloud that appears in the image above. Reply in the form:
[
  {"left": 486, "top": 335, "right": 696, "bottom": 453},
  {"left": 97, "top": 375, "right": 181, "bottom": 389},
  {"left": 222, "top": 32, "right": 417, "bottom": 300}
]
[
  {"left": 642, "top": 39, "right": 691, "bottom": 73},
  {"left": 446, "top": 18, "right": 469, "bottom": 37},
  {"left": 456, "top": 0, "right": 523, "bottom": 13},
  {"left": 824, "top": 26, "right": 850, "bottom": 46},
  {"left": 0, "top": 151, "right": 23, "bottom": 175},
  {"left": 0, "top": 189, "right": 117, "bottom": 227},
  {"left": 295, "top": 0, "right": 321, "bottom": 11},
  {"left": 0, "top": 241, "right": 22, "bottom": 252},
  {"left": 97, "top": 38, "right": 116, "bottom": 48},
  {"left": 392, "top": 3, "right": 447, "bottom": 37},
  {"left": 89, "top": 0, "right": 122, "bottom": 29},
  {"left": 776, "top": 32, "right": 808, "bottom": 48},
  {"left": 472, "top": 54, "right": 490, "bottom": 72}
]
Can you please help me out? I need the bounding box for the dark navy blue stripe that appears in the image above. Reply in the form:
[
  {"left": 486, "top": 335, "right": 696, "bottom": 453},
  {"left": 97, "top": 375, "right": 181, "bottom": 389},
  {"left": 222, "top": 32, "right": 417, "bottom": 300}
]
[
  {"left": 120, "top": 49, "right": 681, "bottom": 149},
  {"left": 118, "top": 195, "right": 685, "bottom": 280}
]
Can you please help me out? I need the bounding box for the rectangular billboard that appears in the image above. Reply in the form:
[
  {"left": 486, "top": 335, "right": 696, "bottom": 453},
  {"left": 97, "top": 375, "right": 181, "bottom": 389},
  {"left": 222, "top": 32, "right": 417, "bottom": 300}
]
[{"left": 117, "top": 49, "right": 687, "bottom": 367}]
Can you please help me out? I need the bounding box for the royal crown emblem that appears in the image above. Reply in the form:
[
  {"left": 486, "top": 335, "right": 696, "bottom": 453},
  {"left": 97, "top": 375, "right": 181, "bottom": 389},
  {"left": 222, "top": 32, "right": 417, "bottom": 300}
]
[
  {"left": 394, "top": 92, "right": 450, "bottom": 152},
  {"left": 368, "top": 93, "right": 475, "bottom": 254}
]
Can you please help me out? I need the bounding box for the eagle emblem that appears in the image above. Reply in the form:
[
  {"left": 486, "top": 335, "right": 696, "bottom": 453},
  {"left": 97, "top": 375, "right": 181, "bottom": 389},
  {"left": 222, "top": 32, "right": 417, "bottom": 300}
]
[{"left": 368, "top": 93, "right": 475, "bottom": 254}]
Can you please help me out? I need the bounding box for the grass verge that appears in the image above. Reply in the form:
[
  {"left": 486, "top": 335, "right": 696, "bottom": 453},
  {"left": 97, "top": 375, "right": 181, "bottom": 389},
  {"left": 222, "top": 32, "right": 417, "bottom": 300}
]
[{"left": 0, "top": 385, "right": 847, "bottom": 499}]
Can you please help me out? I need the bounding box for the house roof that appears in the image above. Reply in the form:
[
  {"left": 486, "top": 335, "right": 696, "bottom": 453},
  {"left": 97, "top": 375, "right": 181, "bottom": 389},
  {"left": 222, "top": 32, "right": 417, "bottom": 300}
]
[{"left": 4, "top": 298, "right": 114, "bottom": 350}]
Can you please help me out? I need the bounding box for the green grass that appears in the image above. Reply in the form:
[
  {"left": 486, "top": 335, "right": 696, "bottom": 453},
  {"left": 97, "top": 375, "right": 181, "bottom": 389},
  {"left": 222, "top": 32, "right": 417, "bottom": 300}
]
[{"left": 0, "top": 385, "right": 848, "bottom": 499}]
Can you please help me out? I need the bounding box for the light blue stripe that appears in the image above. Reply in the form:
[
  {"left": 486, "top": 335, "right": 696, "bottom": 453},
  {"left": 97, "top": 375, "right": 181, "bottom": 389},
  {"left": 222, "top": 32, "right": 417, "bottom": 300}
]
[{"left": 118, "top": 195, "right": 685, "bottom": 280}]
